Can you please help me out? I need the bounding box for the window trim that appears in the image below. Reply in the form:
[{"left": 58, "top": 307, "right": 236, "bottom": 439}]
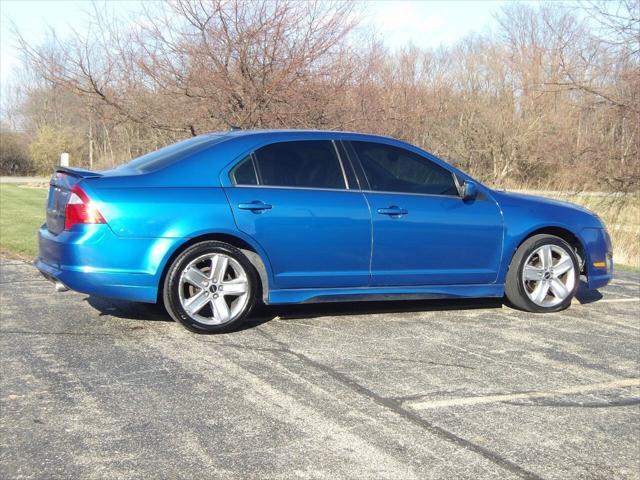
[
  {"left": 359, "top": 188, "right": 465, "bottom": 200},
  {"left": 231, "top": 184, "right": 364, "bottom": 193},
  {"left": 331, "top": 140, "right": 350, "bottom": 189},
  {"left": 336, "top": 140, "right": 364, "bottom": 191},
  {"left": 346, "top": 140, "right": 463, "bottom": 199},
  {"left": 250, "top": 152, "right": 262, "bottom": 185},
  {"left": 229, "top": 139, "right": 353, "bottom": 191},
  {"left": 342, "top": 140, "right": 371, "bottom": 191}
]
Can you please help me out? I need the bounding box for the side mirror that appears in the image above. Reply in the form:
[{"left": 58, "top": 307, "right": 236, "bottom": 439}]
[{"left": 462, "top": 180, "right": 477, "bottom": 200}]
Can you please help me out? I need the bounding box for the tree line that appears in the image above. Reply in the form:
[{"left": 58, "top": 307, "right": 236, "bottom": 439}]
[{"left": 1, "top": 0, "right": 638, "bottom": 192}]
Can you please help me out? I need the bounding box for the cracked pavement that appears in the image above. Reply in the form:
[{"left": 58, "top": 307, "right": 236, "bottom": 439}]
[{"left": 0, "top": 256, "right": 639, "bottom": 479}]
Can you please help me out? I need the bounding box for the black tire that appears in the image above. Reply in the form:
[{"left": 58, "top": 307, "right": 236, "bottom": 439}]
[
  {"left": 505, "top": 234, "right": 580, "bottom": 313},
  {"left": 163, "top": 241, "right": 258, "bottom": 333}
]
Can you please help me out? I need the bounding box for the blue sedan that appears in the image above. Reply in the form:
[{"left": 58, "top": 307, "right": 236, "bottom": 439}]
[{"left": 37, "top": 130, "right": 613, "bottom": 332}]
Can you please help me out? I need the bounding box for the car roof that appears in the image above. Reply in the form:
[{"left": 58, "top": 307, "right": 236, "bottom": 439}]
[{"left": 216, "top": 128, "right": 403, "bottom": 144}]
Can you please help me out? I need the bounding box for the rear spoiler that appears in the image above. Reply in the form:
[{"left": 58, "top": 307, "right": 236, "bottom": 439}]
[{"left": 54, "top": 166, "right": 103, "bottom": 180}]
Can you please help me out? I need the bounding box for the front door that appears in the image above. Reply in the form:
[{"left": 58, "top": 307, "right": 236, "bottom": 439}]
[
  {"left": 348, "top": 140, "right": 504, "bottom": 286},
  {"left": 224, "top": 140, "right": 371, "bottom": 290}
]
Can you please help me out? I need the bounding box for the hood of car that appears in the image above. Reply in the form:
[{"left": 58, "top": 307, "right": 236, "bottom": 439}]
[
  {"left": 490, "top": 189, "right": 604, "bottom": 230},
  {"left": 497, "top": 190, "right": 595, "bottom": 213}
]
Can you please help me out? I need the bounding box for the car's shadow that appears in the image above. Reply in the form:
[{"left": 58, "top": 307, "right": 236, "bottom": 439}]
[
  {"left": 86, "top": 295, "right": 504, "bottom": 331},
  {"left": 86, "top": 296, "right": 172, "bottom": 322},
  {"left": 574, "top": 279, "right": 604, "bottom": 304},
  {"left": 86, "top": 279, "right": 602, "bottom": 331}
]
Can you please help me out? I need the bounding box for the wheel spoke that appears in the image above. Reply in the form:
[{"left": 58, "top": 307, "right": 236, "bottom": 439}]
[
  {"left": 539, "top": 245, "right": 553, "bottom": 269},
  {"left": 183, "top": 266, "right": 209, "bottom": 289},
  {"left": 222, "top": 279, "right": 248, "bottom": 296},
  {"left": 532, "top": 281, "right": 549, "bottom": 304},
  {"left": 211, "top": 255, "right": 228, "bottom": 282},
  {"left": 523, "top": 265, "right": 543, "bottom": 281},
  {"left": 184, "top": 291, "right": 209, "bottom": 315},
  {"left": 554, "top": 256, "right": 573, "bottom": 276},
  {"left": 549, "top": 278, "right": 569, "bottom": 299},
  {"left": 211, "top": 297, "right": 231, "bottom": 323}
]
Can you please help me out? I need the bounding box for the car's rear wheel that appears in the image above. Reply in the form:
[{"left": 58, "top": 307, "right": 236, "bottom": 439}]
[
  {"left": 163, "top": 241, "right": 257, "bottom": 332},
  {"left": 505, "top": 234, "right": 579, "bottom": 313}
]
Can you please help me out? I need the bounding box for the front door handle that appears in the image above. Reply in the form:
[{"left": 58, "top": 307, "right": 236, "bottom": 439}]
[
  {"left": 377, "top": 206, "right": 408, "bottom": 217},
  {"left": 238, "top": 201, "right": 272, "bottom": 212}
]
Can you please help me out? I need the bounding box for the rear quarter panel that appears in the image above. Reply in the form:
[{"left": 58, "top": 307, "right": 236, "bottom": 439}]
[
  {"left": 88, "top": 185, "right": 233, "bottom": 238},
  {"left": 80, "top": 179, "right": 274, "bottom": 289}
]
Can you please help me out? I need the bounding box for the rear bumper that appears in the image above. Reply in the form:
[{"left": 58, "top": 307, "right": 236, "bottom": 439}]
[
  {"left": 37, "top": 224, "right": 181, "bottom": 303},
  {"left": 582, "top": 227, "right": 613, "bottom": 290}
]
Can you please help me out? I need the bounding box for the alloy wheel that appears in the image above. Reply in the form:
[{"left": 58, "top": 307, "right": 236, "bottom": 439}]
[
  {"left": 522, "top": 244, "right": 576, "bottom": 308},
  {"left": 178, "top": 253, "right": 250, "bottom": 325}
]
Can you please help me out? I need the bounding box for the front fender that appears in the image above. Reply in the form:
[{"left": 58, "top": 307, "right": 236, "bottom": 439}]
[
  {"left": 497, "top": 222, "right": 590, "bottom": 284},
  {"left": 581, "top": 227, "right": 613, "bottom": 289},
  {"left": 492, "top": 190, "right": 605, "bottom": 285}
]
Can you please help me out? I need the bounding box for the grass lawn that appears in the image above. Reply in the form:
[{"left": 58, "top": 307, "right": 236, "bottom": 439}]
[{"left": 0, "top": 184, "right": 47, "bottom": 259}]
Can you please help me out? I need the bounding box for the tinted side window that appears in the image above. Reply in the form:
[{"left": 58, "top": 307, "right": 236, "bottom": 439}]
[
  {"left": 231, "top": 156, "right": 258, "bottom": 185},
  {"left": 352, "top": 141, "right": 458, "bottom": 196},
  {"left": 254, "top": 141, "right": 345, "bottom": 189}
]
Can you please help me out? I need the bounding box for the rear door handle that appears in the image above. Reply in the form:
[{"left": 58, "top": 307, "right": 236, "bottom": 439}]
[
  {"left": 238, "top": 201, "right": 272, "bottom": 212},
  {"left": 377, "top": 206, "right": 408, "bottom": 217}
]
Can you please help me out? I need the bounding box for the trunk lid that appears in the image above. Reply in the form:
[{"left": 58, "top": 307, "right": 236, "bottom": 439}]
[{"left": 46, "top": 167, "right": 103, "bottom": 235}]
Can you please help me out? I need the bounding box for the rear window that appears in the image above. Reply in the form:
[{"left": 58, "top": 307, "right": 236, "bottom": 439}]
[{"left": 121, "top": 134, "right": 225, "bottom": 172}]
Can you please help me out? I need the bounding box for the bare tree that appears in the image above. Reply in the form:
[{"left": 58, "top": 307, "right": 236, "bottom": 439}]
[
  {"left": 16, "top": 0, "right": 358, "bottom": 136},
  {"left": 8, "top": 0, "right": 639, "bottom": 191}
]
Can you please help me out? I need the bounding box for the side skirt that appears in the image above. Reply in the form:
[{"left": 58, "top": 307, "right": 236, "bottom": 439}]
[{"left": 268, "top": 284, "right": 504, "bottom": 305}]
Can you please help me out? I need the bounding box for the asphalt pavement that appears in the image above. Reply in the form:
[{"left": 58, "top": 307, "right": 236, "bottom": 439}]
[{"left": 1, "top": 256, "right": 638, "bottom": 479}]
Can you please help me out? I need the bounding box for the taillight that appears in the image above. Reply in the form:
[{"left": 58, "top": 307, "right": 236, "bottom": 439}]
[{"left": 64, "top": 185, "right": 106, "bottom": 230}]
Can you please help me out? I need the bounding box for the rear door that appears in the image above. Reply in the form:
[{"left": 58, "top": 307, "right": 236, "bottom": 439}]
[
  {"left": 347, "top": 140, "right": 504, "bottom": 286},
  {"left": 223, "top": 140, "right": 372, "bottom": 290}
]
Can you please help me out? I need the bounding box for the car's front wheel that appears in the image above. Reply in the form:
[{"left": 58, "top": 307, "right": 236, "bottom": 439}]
[
  {"left": 163, "top": 241, "right": 258, "bottom": 332},
  {"left": 505, "top": 234, "right": 580, "bottom": 313}
]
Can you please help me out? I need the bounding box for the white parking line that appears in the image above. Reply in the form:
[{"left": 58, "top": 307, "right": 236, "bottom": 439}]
[
  {"left": 573, "top": 297, "right": 639, "bottom": 305},
  {"left": 405, "top": 378, "right": 640, "bottom": 410},
  {"left": 611, "top": 279, "right": 640, "bottom": 287},
  {"left": 591, "top": 298, "right": 640, "bottom": 304}
]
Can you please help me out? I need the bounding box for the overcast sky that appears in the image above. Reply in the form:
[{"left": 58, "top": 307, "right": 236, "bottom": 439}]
[{"left": 0, "top": 0, "right": 577, "bottom": 92}]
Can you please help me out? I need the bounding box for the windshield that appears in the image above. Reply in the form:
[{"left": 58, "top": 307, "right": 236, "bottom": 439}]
[{"left": 120, "top": 133, "right": 225, "bottom": 172}]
